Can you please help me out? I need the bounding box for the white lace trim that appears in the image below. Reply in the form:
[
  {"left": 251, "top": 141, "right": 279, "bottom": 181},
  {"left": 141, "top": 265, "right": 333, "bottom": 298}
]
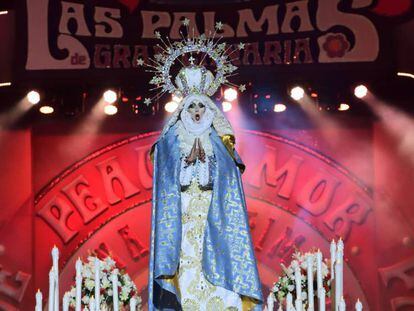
[
  {"left": 179, "top": 158, "right": 210, "bottom": 187},
  {"left": 180, "top": 158, "right": 195, "bottom": 186},
  {"left": 175, "top": 120, "right": 213, "bottom": 157}
]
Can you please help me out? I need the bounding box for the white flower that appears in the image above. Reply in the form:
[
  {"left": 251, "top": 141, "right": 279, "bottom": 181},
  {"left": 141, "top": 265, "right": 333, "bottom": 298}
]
[
  {"left": 101, "top": 275, "right": 111, "bottom": 289},
  {"left": 301, "top": 291, "right": 307, "bottom": 300},
  {"left": 121, "top": 286, "right": 131, "bottom": 297},
  {"left": 70, "top": 287, "right": 76, "bottom": 296},
  {"left": 120, "top": 291, "right": 129, "bottom": 301},
  {"left": 82, "top": 296, "right": 90, "bottom": 304},
  {"left": 288, "top": 285, "right": 294, "bottom": 292},
  {"left": 85, "top": 279, "right": 95, "bottom": 291}
]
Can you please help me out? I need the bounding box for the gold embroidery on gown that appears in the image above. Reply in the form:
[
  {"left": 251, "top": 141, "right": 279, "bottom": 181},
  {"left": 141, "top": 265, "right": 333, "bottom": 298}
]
[{"left": 177, "top": 179, "right": 243, "bottom": 311}]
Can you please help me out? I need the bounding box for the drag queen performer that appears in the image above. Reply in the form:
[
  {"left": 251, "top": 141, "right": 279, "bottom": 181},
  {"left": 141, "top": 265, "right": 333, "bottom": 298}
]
[{"left": 145, "top": 22, "right": 263, "bottom": 311}]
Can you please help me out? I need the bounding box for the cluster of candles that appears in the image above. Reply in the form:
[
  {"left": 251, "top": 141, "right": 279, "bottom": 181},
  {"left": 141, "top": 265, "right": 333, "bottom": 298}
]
[
  {"left": 34, "top": 246, "right": 139, "bottom": 311},
  {"left": 266, "top": 239, "right": 364, "bottom": 311}
]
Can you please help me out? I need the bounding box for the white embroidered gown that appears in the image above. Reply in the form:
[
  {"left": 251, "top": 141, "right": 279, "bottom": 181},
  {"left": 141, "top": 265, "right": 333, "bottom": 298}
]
[{"left": 176, "top": 121, "right": 243, "bottom": 311}]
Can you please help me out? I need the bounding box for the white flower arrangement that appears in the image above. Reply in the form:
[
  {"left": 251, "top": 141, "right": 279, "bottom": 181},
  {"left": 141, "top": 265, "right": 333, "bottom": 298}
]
[
  {"left": 271, "top": 250, "right": 332, "bottom": 307},
  {"left": 68, "top": 256, "right": 142, "bottom": 310}
]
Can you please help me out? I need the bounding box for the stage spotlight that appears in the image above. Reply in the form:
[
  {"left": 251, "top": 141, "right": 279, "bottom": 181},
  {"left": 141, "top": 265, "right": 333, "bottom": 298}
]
[
  {"left": 354, "top": 85, "right": 368, "bottom": 99},
  {"left": 274, "top": 103, "right": 286, "bottom": 113},
  {"left": 172, "top": 94, "right": 183, "bottom": 103},
  {"left": 165, "top": 101, "right": 178, "bottom": 113},
  {"left": 338, "top": 103, "right": 350, "bottom": 111},
  {"left": 27, "top": 90, "right": 40, "bottom": 105},
  {"left": 224, "top": 88, "right": 238, "bottom": 101},
  {"left": 222, "top": 101, "right": 232, "bottom": 112},
  {"left": 290, "top": 86, "right": 305, "bottom": 101},
  {"left": 0, "top": 82, "right": 11, "bottom": 87},
  {"left": 39, "top": 105, "right": 54, "bottom": 114},
  {"left": 103, "top": 90, "right": 117, "bottom": 104},
  {"left": 104, "top": 104, "right": 118, "bottom": 115}
]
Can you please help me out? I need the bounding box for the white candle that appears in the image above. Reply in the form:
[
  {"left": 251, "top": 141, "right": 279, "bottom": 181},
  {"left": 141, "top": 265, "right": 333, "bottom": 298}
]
[
  {"left": 62, "top": 292, "right": 69, "bottom": 311},
  {"left": 337, "top": 238, "right": 344, "bottom": 255},
  {"left": 48, "top": 268, "right": 55, "bottom": 311},
  {"left": 330, "top": 240, "right": 336, "bottom": 281},
  {"left": 339, "top": 296, "right": 346, "bottom": 311},
  {"left": 266, "top": 293, "right": 274, "bottom": 311},
  {"left": 89, "top": 296, "right": 95, "bottom": 311},
  {"left": 316, "top": 250, "right": 323, "bottom": 296},
  {"left": 130, "top": 297, "right": 137, "bottom": 311},
  {"left": 336, "top": 240, "right": 344, "bottom": 300},
  {"left": 336, "top": 253, "right": 343, "bottom": 304},
  {"left": 51, "top": 246, "right": 59, "bottom": 311},
  {"left": 94, "top": 258, "right": 100, "bottom": 311},
  {"left": 318, "top": 287, "right": 325, "bottom": 311},
  {"left": 355, "top": 298, "right": 363, "bottom": 310},
  {"left": 293, "top": 261, "right": 302, "bottom": 301},
  {"left": 112, "top": 269, "right": 119, "bottom": 311},
  {"left": 286, "top": 293, "right": 293, "bottom": 311},
  {"left": 306, "top": 254, "right": 314, "bottom": 310},
  {"left": 35, "top": 289, "right": 42, "bottom": 311},
  {"left": 335, "top": 259, "right": 342, "bottom": 311},
  {"left": 75, "top": 258, "right": 82, "bottom": 311}
]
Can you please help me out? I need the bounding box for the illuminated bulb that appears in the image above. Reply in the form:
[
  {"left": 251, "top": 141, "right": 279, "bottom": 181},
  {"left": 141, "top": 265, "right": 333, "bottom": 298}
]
[
  {"left": 39, "top": 106, "right": 54, "bottom": 114},
  {"left": 165, "top": 101, "right": 178, "bottom": 113},
  {"left": 338, "top": 103, "right": 350, "bottom": 111},
  {"left": 27, "top": 90, "right": 40, "bottom": 105},
  {"left": 172, "top": 94, "right": 183, "bottom": 103},
  {"left": 224, "top": 88, "right": 238, "bottom": 102},
  {"left": 274, "top": 103, "right": 286, "bottom": 113},
  {"left": 290, "top": 86, "right": 304, "bottom": 101},
  {"left": 104, "top": 104, "right": 118, "bottom": 115},
  {"left": 222, "top": 101, "right": 232, "bottom": 112},
  {"left": 103, "top": 90, "right": 117, "bottom": 104},
  {"left": 354, "top": 85, "right": 368, "bottom": 99}
]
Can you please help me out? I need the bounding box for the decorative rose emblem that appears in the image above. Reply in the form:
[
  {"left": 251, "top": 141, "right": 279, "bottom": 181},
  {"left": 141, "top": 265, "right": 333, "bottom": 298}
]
[{"left": 322, "top": 34, "right": 350, "bottom": 58}]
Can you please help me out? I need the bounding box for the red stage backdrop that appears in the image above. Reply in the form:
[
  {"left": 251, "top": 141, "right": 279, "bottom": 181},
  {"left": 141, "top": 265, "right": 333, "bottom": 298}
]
[
  {"left": 1, "top": 120, "right": 414, "bottom": 310},
  {"left": 0, "top": 0, "right": 413, "bottom": 310}
]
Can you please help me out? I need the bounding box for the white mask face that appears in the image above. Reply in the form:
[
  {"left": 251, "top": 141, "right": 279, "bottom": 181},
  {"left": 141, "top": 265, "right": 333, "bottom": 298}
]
[{"left": 187, "top": 100, "right": 206, "bottom": 123}]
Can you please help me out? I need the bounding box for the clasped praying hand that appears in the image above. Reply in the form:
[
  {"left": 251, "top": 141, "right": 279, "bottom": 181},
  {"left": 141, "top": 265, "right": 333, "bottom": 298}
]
[{"left": 185, "top": 138, "right": 206, "bottom": 165}]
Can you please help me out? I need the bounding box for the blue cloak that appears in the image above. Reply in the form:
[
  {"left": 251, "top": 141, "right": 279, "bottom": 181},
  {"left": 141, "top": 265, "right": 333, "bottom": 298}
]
[{"left": 148, "top": 124, "right": 263, "bottom": 310}]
